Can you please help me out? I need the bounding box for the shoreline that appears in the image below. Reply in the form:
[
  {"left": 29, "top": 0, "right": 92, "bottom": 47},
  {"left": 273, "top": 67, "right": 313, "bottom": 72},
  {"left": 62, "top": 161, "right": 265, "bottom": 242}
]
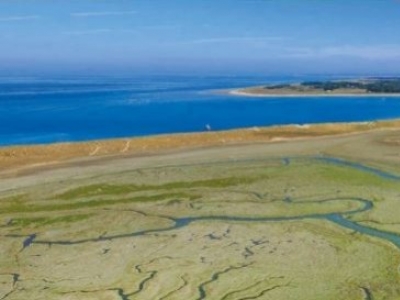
[
  {"left": 227, "top": 88, "right": 400, "bottom": 98},
  {"left": 1, "top": 118, "right": 400, "bottom": 175}
]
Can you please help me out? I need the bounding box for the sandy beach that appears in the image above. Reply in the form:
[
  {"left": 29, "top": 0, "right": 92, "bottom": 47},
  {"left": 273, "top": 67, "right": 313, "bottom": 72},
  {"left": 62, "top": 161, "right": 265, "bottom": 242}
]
[
  {"left": 228, "top": 88, "right": 400, "bottom": 98},
  {"left": 2, "top": 119, "right": 400, "bottom": 177}
]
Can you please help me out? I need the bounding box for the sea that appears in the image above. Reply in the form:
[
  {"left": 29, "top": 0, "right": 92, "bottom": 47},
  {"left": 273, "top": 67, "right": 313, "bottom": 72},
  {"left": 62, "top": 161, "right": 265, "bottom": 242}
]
[{"left": 1, "top": 75, "right": 400, "bottom": 147}]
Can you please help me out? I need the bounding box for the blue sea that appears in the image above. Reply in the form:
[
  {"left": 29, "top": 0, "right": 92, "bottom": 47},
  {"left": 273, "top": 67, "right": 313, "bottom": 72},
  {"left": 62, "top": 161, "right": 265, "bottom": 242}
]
[{"left": 1, "top": 75, "right": 400, "bottom": 147}]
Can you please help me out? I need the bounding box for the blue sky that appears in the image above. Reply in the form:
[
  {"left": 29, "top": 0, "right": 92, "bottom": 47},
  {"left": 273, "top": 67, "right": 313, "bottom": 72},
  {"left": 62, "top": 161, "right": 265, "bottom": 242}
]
[{"left": 1, "top": 0, "right": 400, "bottom": 76}]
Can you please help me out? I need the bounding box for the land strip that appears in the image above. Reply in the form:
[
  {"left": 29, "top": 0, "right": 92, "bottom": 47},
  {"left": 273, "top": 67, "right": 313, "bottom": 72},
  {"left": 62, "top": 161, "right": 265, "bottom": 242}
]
[{"left": 1, "top": 119, "right": 400, "bottom": 176}]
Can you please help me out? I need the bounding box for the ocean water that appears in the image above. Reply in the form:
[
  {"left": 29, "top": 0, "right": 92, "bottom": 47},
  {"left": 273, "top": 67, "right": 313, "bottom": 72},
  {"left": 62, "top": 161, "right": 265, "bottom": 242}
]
[{"left": 1, "top": 75, "right": 400, "bottom": 147}]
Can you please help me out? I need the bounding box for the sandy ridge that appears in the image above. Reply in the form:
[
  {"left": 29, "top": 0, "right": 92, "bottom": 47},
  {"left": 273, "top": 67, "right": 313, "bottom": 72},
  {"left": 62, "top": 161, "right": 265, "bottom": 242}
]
[{"left": 1, "top": 119, "right": 400, "bottom": 175}]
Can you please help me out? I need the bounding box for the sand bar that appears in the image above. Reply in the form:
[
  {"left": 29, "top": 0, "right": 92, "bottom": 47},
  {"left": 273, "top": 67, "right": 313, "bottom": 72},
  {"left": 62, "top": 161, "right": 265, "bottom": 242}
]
[{"left": 227, "top": 88, "right": 400, "bottom": 98}]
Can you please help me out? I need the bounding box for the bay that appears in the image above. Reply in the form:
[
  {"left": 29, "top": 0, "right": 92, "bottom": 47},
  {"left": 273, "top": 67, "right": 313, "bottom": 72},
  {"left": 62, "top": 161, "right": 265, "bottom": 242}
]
[{"left": 1, "top": 75, "right": 400, "bottom": 146}]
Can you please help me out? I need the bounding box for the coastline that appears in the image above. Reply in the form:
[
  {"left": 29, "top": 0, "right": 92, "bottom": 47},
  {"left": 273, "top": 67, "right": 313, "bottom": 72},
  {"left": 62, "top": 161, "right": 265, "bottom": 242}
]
[
  {"left": 1, "top": 119, "right": 400, "bottom": 176},
  {"left": 227, "top": 88, "right": 400, "bottom": 98}
]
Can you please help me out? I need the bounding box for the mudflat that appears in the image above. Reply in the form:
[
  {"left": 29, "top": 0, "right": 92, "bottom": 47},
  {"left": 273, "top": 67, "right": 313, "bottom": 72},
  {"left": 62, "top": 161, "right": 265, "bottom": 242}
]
[{"left": 1, "top": 121, "right": 400, "bottom": 299}]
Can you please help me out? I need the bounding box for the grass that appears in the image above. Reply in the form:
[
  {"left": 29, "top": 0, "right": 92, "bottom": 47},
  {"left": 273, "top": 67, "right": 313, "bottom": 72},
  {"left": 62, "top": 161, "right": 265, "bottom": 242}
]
[
  {"left": 9, "top": 214, "right": 93, "bottom": 227},
  {"left": 57, "top": 177, "right": 259, "bottom": 200},
  {"left": 1, "top": 192, "right": 200, "bottom": 214},
  {"left": 0, "top": 194, "right": 27, "bottom": 203},
  {"left": 315, "top": 163, "right": 397, "bottom": 188}
]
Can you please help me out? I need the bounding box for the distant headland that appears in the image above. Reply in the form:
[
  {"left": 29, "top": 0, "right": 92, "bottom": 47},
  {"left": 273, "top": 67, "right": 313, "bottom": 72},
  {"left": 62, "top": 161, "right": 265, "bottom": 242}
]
[{"left": 230, "top": 77, "right": 400, "bottom": 97}]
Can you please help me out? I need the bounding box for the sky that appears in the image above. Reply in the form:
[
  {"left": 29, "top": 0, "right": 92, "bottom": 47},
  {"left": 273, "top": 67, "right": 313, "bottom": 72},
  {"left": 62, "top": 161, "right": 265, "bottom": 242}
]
[{"left": 1, "top": 0, "right": 400, "bottom": 76}]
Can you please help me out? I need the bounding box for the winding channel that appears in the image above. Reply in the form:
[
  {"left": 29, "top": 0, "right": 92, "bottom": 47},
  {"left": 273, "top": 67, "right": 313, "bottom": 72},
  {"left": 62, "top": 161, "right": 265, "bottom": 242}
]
[
  {"left": 4, "top": 155, "right": 400, "bottom": 300},
  {"left": 20, "top": 155, "right": 399, "bottom": 251},
  {"left": 2, "top": 154, "right": 400, "bottom": 254}
]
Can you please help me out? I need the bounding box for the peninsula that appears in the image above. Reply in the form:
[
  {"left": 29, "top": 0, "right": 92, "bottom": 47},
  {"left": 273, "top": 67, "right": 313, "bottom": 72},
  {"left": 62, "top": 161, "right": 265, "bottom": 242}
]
[{"left": 231, "top": 77, "right": 400, "bottom": 97}]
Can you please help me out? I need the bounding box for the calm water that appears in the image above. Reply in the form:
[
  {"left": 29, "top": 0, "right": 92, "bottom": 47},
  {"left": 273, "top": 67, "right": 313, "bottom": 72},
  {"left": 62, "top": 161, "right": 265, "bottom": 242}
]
[{"left": 1, "top": 75, "right": 400, "bottom": 146}]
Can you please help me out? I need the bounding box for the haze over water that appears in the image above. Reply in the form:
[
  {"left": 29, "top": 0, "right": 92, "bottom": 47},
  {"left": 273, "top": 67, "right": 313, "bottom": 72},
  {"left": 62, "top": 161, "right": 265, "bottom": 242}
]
[
  {"left": 2, "top": 76, "right": 400, "bottom": 146},
  {"left": 1, "top": 1, "right": 400, "bottom": 146}
]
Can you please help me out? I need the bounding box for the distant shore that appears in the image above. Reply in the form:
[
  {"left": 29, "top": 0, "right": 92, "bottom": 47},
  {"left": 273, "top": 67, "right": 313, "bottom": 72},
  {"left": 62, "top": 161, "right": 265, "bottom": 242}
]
[
  {"left": 227, "top": 78, "right": 400, "bottom": 97},
  {"left": 228, "top": 88, "right": 400, "bottom": 98},
  {"left": 1, "top": 119, "right": 400, "bottom": 176}
]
